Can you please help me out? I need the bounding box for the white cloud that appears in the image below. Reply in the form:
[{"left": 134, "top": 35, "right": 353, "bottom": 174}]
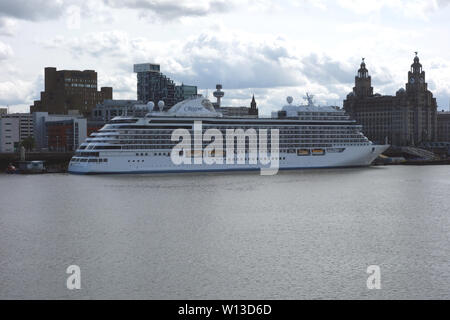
[
  {"left": 0, "top": 41, "right": 13, "bottom": 60},
  {"left": 0, "top": 0, "right": 67, "bottom": 21},
  {"left": 42, "top": 29, "right": 355, "bottom": 90},
  {"left": 2, "top": 0, "right": 450, "bottom": 112},
  {"left": 336, "top": 0, "right": 450, "bottom": 19},
  {"left": 103, "top": 0, "right": 237, "bottom": 20},
  {"left": 0, "top": 79, "right": 34, "bottom": 106},
  {"left": 0, "top": 17, "right": 17, "bottom": 35}
]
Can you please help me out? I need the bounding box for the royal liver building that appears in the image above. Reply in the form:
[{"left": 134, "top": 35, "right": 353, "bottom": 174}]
[{"left": 344, "top": 54, "right": 438, "bottom": 146}]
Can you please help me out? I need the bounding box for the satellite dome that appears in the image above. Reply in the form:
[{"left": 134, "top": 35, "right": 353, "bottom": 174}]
[
  {"left": 147, "top": 101, "right": 155, "bottom": 109},
  {"left": 158, "top": 100, "right": 165, "bottom": 111},
  {"left": 286, "top": 96, "right": 293, "bottom": 104}
]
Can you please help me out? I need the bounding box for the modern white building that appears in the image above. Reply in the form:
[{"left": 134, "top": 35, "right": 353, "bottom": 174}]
[
  {"left": 33, "top": 112, "right": 87, "bottom": 151},
  {"left": 0, "top": 113, "right": 34, "bottom": 153},
  {"left": 0, "top": 117, "right": 20, "bottom": 153}
]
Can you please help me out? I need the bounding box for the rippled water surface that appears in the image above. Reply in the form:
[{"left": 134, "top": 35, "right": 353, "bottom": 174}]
[{"left": 1, "top": 166, "right": 449, "bottom": 299}]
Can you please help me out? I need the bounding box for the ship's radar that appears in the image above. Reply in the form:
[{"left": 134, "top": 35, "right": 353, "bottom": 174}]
[
  {"left": 158, "top": 100, "right": 165, "bottom": 111},
  {"left": 303, "top": 93, "right": 315, "bottom": 107},
  {"left": 286, "top": 96, "right": 293, "bottom": 105}
]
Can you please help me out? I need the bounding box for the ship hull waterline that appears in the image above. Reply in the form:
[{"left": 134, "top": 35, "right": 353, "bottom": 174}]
[{"left": 68, "top": 145, "right": 389, "bottom": 175}]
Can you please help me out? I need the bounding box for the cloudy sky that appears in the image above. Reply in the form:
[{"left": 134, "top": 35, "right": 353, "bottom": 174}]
[{"left": 1, "top": 0, "right": 450, "bottom": 115}]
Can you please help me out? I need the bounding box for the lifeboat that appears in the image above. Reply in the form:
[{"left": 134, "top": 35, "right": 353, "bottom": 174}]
[
  {"left": 297, "top": 149, "right": 310, "bottom": 156},
  {"left": 311, "top": 149, "right": 325, "bottom": 156}
]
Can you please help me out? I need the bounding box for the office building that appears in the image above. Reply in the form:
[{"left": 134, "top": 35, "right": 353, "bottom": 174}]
[
  {"left": 437, "top": 111, "right": 450, "bottom": 142},
  {"left": 344, "top": 54, "right": 438, "bottom": 146},
  {"left": 30, "top": 67, "right": 113, "bottom": 116},
  {"left": 0, "top": 113, "right": 34, "bottom": 153},
  {"left": 33, "top": 112, "right": 86, "bottom": 151},
  {"left": 0, "top": 117, "right": 19, "bottom": 153},
  {"left": 91, "top": 99, "right": 151, "bottom": 122},
  {"left": 45, "top": 119, "right": 87, "bottom": 152},
  {"left": 175, "top": 84, "right": 198, "bottom": 103}
]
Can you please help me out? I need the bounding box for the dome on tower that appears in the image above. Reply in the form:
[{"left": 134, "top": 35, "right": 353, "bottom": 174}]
[
  {"left": 411, "top": 52, "right": 422, "bottom": 73},
  {"left": 396, "top": 88, "right": 406, "bottom": 95}
]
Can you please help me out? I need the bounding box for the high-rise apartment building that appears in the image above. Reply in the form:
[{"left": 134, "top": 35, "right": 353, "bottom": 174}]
[
  {"left": 30, "top": 67, "right": 113, "bottom": 116},
  {"left": 133, "top": 63, "right": 197, "bottom": 109}
]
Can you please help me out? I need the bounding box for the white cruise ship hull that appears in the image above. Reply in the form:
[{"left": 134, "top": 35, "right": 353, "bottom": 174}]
[{"left": 68, "top": 145, "right": 389, "bottom": 174}]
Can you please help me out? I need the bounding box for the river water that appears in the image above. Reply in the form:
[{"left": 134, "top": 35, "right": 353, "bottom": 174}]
[{"left": 1, "top": 166, "right": 449, "bottom": 299}]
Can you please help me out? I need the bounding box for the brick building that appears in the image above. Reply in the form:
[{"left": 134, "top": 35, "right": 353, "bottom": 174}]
[{"left": 30, "top": 67, "right": 113, "bottom": 116}]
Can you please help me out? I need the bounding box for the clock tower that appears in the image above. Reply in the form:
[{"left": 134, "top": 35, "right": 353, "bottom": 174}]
[
  {"left": 404, "top": 52, "right": 437, "bottom": 144},
  {"left": 352, "top": 58, "right": 374, "bottom": 98},
  {"left": 406, "top": 52, "right": 427, "bottom": 93}
]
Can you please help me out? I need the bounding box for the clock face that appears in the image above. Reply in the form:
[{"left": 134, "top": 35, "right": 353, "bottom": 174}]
[{"left": 410, "top": 77, "right": 415, "bottom": 84}]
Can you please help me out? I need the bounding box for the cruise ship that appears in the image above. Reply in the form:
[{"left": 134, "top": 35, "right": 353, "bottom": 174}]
[{"left": 68, "top": 95, "right": 389, "bottom": 174}]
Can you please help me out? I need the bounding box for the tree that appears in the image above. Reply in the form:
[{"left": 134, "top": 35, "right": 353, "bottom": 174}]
[{"left": 20, "top": 136, "right": 35, "bottom": 151}]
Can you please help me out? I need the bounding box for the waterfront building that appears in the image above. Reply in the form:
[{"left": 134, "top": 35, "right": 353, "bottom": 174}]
[
  {"left": 91, "top": 99, "right": 147, "bottom": 122},
  {"left": 1, "top": 113, "right": 33, "bottom": 140},
  {"left": 343, "top": 54, "right": 438, "bottom": 146},
  {"left": 215, "top": 106, "right": 255, "bottom": 118},
  {"left": 45, "top": 119, "right": 87, "bottom": 152},
  {"left": 32, "top": 112, "right": 86, "bottom": 151},
  {"left": 175, "top": 84, "right": 198, "bottom": 103},
  {"left": 133, "top": 63, "right": 197, "bottom": 108},
  {"left": 0, "top": 117, "right": 19, "bottom": 153},
  {"left": 437, "top": 111, "right": 450, "bottom": 142},
  {"left": 30, "top": 67, "right": 113, "bottom": 116},
  {"left": 0, "top": 113, "right": 34, "bottom": 153}
]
